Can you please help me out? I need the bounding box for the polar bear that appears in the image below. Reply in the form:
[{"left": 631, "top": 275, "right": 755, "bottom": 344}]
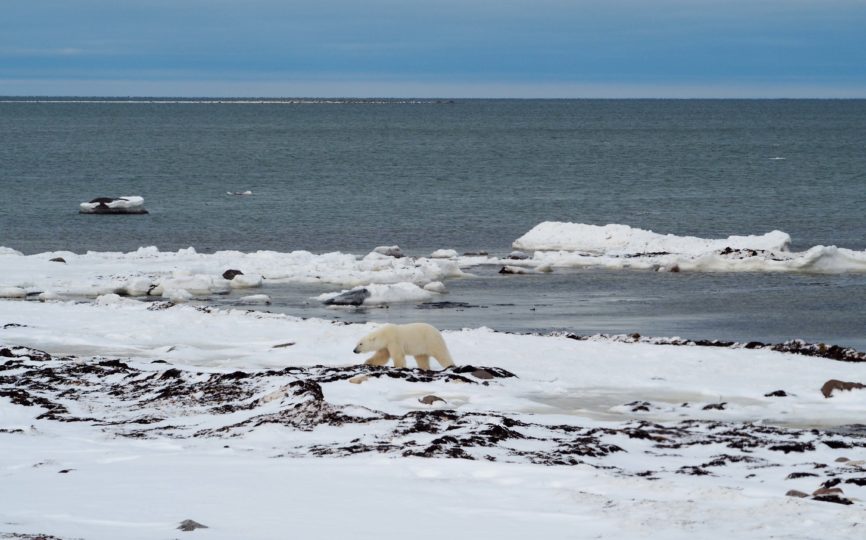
[{"left": 353, "top": 323, "right": 455, "bottom": 370}]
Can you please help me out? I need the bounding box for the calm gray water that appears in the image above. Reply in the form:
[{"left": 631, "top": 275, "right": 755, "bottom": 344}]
[{"left": 1, "top": 99, "right": 865, "bottom": 347}]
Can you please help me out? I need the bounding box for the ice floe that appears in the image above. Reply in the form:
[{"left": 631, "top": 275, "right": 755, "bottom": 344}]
[
  {"left": 497, "top": 222, "right": 866, "bottom": 274},
  {"left": 79, "top": 196, "right": 148, "bottom": 214},
  {"left": 0, "top": 246, "right": 464, "bottom": 301}
]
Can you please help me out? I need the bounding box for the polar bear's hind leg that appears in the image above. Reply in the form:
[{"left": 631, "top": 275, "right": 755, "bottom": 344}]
[
  {"left": 414, "top": 354, "right": 431, "bottom": 371},
  {"left": 433, "top": 350, "right": 455, "bottom": 369}
]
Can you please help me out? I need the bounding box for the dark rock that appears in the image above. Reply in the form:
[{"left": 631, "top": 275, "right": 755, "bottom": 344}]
[
  {"left": 272, "top": 342, "right": 295, "bottom": 348},
  {"left": 178, "top": 519, "right": 209, "bottom": 531},
  {"left": 419, "top": 395, "right": 446, "bottom": 405},
  {"left": 469, "top": 369, "right": 495, "bottom": 380},
  {"left": 499, "top": 265, "right": 530, "bottom": 275},
  {"left": 49, "top": 257, "right": 66, "bottom": 263},
  {"left": 451, "top": 365, "right": 517, "bottom": 379},
  {"left": 764, "top": 390, "right": 788, "bottom": 397},
  {"left": 845, "top": 477, "right": 866, "bottom": 486},
  {"left": 626, "top": 400, "right": 652, "bottom": 412},
  {"left": 416, "top": 301, "right": 476, "bottom": 310},
  {"left": 813, "top": 487, "right": 844, "bottom": 496},
  {"left": 222, "top": 269, "right": 244, "bottom": 280},
  {"left": 373, "top": 245, "right": 404, "bottom": 258},
  {"left": 702, "top": 402, "right": 727, "bottom": 411},
  {"left": 58, "top": 469, "right": 73, "bottom": 473},
  {"left": 786, "top": 472, "right": 818, "bottom": 479},
  {"left": 769, "top": 442, "right": 815, "bottom": 453},
  {"left": 507, "top": 251, "right": 530, "bottom": 260},
  {"left": 821, "top": 379, "right": 865, "bottom": 398},
  {"left": 324, "top": 288, "right": 371, "bottom": 306},
  {"left": 463, "top": 251, "right": 489, "bottom": 256},
  {"left": 813, "top": 494, "right": 854, "bottom": 505},
  {"left": 822, "top": 440, "right": 852, "bottom": 449},
  {"left": 835, "top": 457, "right": 850, "bottom": 463}
]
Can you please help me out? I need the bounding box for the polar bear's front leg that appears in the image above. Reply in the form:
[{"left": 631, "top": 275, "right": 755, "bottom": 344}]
[
  {"left": 364, "top": 348, "right": 391, "bottom": 366},
  {"left": 414, "top": 354, "right": 431, "bottom": 371},
  {"left": 388, "top": 345, "right": 406, "bottom": 368}
]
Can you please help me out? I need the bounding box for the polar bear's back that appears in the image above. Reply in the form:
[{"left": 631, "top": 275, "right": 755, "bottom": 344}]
[{"left": 396, "top": 322, "right": 449, "bottom": 356}]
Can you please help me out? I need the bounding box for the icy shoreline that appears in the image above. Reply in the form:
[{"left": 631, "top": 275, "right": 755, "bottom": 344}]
[
  {"left": 1, "top": 300, "right": 866, "bottom": 539},
  {"left": 2, "top": 222, "right": 866, "bottom": 307}
]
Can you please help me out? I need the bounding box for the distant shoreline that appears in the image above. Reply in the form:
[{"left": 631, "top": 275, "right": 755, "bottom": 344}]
[{"left": 1, "top": 97, "right": 865, "bottom": 104}]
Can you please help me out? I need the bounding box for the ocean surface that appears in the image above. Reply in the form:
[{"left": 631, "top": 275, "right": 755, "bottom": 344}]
[{"left": 1, "top": 98, "right": 865, "bottom": 347}]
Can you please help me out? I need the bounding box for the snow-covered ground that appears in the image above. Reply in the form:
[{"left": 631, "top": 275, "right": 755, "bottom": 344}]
[
  {"left": 2, "top": 299, "right": 865, "bottom": 539},
  {"left": 3, "top": 223, "right": 866, "bottom": 538}
]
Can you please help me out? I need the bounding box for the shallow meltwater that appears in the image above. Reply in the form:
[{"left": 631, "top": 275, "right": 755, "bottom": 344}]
[
  {"left": 522, "top": 387, "right": 766, "bottom": 421},
  {"left": 201, "top": 265, "right": 866, "bottom": 351}
]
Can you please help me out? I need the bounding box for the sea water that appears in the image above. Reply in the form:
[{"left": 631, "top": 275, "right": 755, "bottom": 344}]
[{"left": 1, "top": 98, "right": 865, "bottom": 346}]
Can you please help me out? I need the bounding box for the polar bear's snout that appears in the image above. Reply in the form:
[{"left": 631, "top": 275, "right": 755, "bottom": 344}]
[{"left": 353, "top": 345, "right": 361, "bottom": 354}]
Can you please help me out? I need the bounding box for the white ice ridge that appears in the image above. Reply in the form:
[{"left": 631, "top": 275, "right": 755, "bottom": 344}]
[
  {"left": 0, "top": 246, "right": 464, "bottom": 300},
  {"left": 316, "top": 282, "right": 437, "bottom": 305},
  {"left": 514, "top": 222, "right": 792, "bottom": 254},
  {"left": 502, "top": 222, "right": 866, "bottom": 274}
]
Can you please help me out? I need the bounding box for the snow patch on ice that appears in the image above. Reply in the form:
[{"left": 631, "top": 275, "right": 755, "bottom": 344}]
[{"left": 514, "top": 222, "right": 792, "bottom": 254}]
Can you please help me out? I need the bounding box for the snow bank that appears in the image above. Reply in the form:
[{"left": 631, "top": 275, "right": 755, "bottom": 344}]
[
  {"left": 500, "top": 222, "right": 866, "bottom": 274},
  {"left": 0, "top": 246, "right": 464, "bottom": 300},
  {"left": 514, "top": 222, "right": 792, "bottom": 254}
]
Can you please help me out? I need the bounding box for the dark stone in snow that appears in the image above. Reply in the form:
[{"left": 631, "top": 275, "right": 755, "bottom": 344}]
[
  {"left": 222, "top": 269, "right": 244, "bottom": 280},
  {"left": 821, "top": 379, "right": 865, "bottom": 398},
  {"left": 49, "top": 257, "right": 66, "bottom": 263},
  {"left": 702, "top": 402, "right": 727, "bottom": 410},
  {"left": 324, "top": 288, "right": 371, "bottom": 306},
  {"left": 419, "top": 395, "right": 446, "bottom": 405},
  {"left": 764, "top": 390, "right": 788, "bottom": 397},
  {"left": 178, "top": 519, "right": 209, "bottom": 531}
]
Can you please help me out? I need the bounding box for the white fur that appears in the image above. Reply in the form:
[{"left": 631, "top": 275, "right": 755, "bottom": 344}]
[{"left": 353, "top": 323, "right": 455, "bottom": 370}]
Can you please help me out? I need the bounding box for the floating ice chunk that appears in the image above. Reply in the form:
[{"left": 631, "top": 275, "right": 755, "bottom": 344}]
[
  {"left": 238, "top": 294, "right": 271, "bottom": 305},
  {"left": 423, "top": 281, "right": 447, "bottom": 293},
  {"left": 157, "top": 274, "right": 230, "bottom": 296},
  {"left": 321, "top": 288, "right": 371, "bottom": 306},
  {"left": 37, "top": 290, "right": 61, "bottom": 301},
  {"left": 122, "top": 277, "right": 154, "bottom": 296},
  {"left": 227, "top": 190, "right": 253, "bottom": 196},
  {"left": 372, "top": 245, "right": 404, "bottom": 258},
  {"left": 513, "top": 222, "right": 791, "bottom": 255},
  {"left": 0, "top": 247, "right": 23, "bottom": 256},
  {"left": 229, "top": 273, "right": 263, "bottom": 288},
  {"left": 430, "top": 249, "right": 458, "bottom": 259},
  {"left": 95, "top": 293, "right": 138, "bottom": 305},
  {"left": 79, "top": 196, "right": 148, "bottom": 214},
  {"left": 0, "top": 286, "right": 27, "bottom": 298},
  {"left": 165, "top": 289, "right": 194, "bottom": 303},
  {"left": 317, "top": 282, "right": 435, "bottom": 305}
]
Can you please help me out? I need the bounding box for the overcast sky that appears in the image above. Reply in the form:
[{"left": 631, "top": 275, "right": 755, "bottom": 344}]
[{"left": 2, "top": 0, "right": 865, "bottom": 97}]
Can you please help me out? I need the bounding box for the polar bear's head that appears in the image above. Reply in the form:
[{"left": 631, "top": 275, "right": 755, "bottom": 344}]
[{"left": 353, "top": 326, "right": 392, "bottom": 354}]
